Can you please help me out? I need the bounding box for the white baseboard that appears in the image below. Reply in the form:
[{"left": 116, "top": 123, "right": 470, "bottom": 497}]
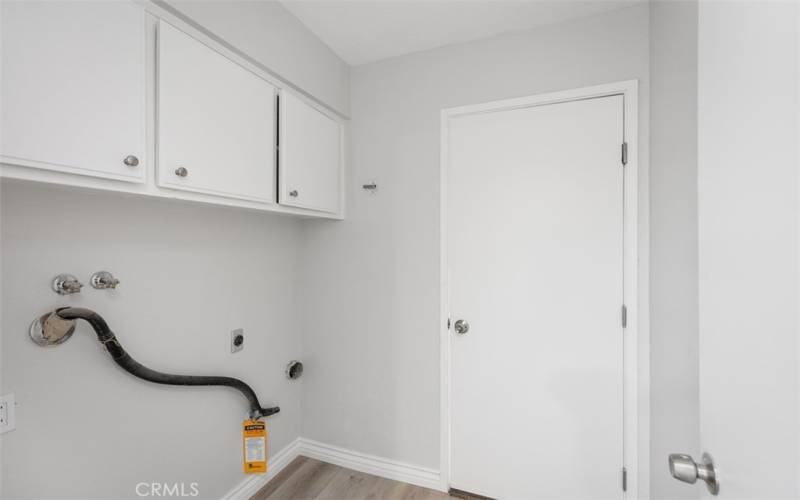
[
  {"left": 296, "top": 438, "right": 442, "bottom": 492},
  {"left": 220, "top": 437, "right": 302, "bottom": 500},
  {"left": 220, "top": 437, "right": 443, "bottom": 500}
]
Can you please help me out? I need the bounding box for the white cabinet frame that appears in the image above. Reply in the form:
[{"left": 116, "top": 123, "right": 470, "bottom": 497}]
[
  {"left": 0, "top": 0, "right": 346, "bottom": 221},
  {"left": 0, "top": 1, "right": 147, "bottom": 183},
  {"left": 278, "top": 89, "right": 345, "bottom": 214},
  {"left": 156, "top": 20, "right": 278, "bottom": 204}
]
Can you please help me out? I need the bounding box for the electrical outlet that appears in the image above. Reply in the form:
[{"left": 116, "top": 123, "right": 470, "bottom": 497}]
[
  {"left": 0, "top": 393, "right": 16, "bottom": 434},
  {"left": 231, "top": 329, "right": 244, "bottom": 353}
]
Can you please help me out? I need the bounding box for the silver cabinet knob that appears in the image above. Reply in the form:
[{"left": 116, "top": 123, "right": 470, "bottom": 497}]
[
  {"left": 123, "top": 155, "right": 139, "bottom": 167},
  {"left": 669, "top": 452, "right": 719, "bottom": 495},
  {"left": 454, "top": 319, "right": 469, "bottom": 335},
  {"left": 175, "top": 167, "right": 188, "bottom": 177},
  {"left": 289, "top": 190, "right": 299, "bottom": 197},
  {"left": 52, "top": 273, "right": 83, "bottom": 295}
]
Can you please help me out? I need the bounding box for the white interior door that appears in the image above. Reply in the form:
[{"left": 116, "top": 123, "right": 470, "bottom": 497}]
[
  {"left": 692, "top": 2, "right": 799, "bottom": 499},
  {"left": 447, "top": 95, "right": 626, "bottom": 499}
]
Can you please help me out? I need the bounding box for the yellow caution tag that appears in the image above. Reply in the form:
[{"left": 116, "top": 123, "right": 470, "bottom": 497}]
[{"left": 243, "top": 420, "right": 267, "bottom": 474}]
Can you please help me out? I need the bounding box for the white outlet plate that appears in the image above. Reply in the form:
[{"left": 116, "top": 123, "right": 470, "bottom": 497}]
[{"left": 0, "top": 393, "right": 16, "bottom": 434}]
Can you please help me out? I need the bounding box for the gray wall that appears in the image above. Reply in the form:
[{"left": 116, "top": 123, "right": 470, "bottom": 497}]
[
  {"left": 0, "top": 182, "right": 302, "bottom": 499},
  {"left": 649, "top": 1, "right": 699, "bottom": 498},
  {"left": 299, "top": 4, "right": 652, "bottom": 496},
  {"left": 0, "top": 3, "right": 720, "bottom": 498}
]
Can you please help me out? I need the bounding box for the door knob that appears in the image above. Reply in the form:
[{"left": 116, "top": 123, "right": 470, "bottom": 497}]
[
  {"left": 123, "top": 155, "right": 139, "bottom": 167},
  {"left": 175, "top": 167, "right": 188, "bottom": 177},
  {"left": 669, "top": 452, "right": 719, "bottom": 495},
  {"left": 454, "top": 319, "right": 469, "bottom": 335},
  {"left": 289, "top": 190, "right": 299, "bottom": 197}
]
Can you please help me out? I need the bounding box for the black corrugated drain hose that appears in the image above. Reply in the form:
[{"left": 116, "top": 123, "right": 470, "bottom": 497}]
[{"left": 54, "top": 307, "right": 280, "bottom": 419}]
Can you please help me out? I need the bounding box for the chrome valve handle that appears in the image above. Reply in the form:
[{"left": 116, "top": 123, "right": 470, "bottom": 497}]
[
  {"left": 90, "top": 271, "right": 119, "bottom": 290},
  {"left": 52, "top": 274, "right": 83, "bottom": 295}
]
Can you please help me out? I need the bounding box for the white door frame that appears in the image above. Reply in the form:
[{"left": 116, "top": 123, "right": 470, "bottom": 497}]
[{"left": 439, "top": 80, "right": 646, "bottom": 498}]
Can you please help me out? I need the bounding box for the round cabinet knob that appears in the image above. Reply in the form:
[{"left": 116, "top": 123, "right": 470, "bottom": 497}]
[
  {"left": 454, "top": 319, "right": 469, "bottom": 335},
  {"left": 123, "top": 155, "right": 139, "bottom": 167},
  {"left": 289, "top": 190, "right": 299, "bottom": 197},
  {"left": 175, "top": 167, "right": 188, "bottom": 177}
]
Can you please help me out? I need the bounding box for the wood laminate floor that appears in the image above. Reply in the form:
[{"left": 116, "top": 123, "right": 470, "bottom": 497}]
[{"left": 250, "top": 457, "right": 482, "bottom": 500}]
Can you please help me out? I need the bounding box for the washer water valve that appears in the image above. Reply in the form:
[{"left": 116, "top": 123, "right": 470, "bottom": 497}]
[
  {"left": 90, "top": 271, "right": 119, "bottom": 290},
  {"left": 52, "top": 274, "right": 83, "bottom": 295}
]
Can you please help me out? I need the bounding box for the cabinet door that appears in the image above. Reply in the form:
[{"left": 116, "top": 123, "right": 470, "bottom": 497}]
[
  {"left": 279, "top": 91, "right": 342, "bottom": 214},
  {"left": 157, "top": 21, "right": 276, "bottom": 203},
  {"left": 1, "top": 1, "right": 146, "bottom": 182}
]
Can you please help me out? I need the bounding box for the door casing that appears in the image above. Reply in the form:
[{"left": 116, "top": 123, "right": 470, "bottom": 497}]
[{"left": 438, "top": 80, "right": 646, "bottom": 497}]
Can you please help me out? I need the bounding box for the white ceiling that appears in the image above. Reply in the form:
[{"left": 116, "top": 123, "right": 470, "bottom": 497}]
[{"left": 280, "top": 0, "right": 641, "bottom": 66}]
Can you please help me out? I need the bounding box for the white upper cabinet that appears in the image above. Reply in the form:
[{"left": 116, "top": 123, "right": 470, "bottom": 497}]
[
  {"left": 1, "top": 1, "right": 146, "bottom": 182},
  {"left": 157, "top": 21, "right": 277, "bottom": 203},
  {"left": 279, "top": 91, "right": 342, "bottom": 214},
  {"left": 0, "top": 3, "right": 344, "bottom": 218}
]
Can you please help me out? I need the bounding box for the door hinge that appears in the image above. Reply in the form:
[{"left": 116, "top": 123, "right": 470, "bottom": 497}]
[
  {"left": 621, "top": 305, "right": 627, "bottom": 328},
  {"left": 622, "top": 467, "right": 627, "bottom": 492},
  {"left": 447, "top": 317, "right": 451, "bottom": 330},
  {"left": 621, "top": 142, "right": 628, "bottom": 166}
]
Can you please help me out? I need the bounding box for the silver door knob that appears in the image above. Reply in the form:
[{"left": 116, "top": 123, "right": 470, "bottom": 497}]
[
  {"left": 669, "top": 452, "right": 719, "bottom": 495},
  {"left": 289, "top": 190, "right": 299, "bottom": 197},
  {"left": 175, "top": 167, "right": 188, "bottom": 177},
  {"left": 454, "top": 319, "right": 469, "bottom": 335},
  {"left": 123, "top": 155, "right": 139, "bottom": 167}
]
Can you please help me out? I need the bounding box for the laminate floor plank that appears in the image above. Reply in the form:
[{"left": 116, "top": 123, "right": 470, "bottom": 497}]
[
  {"left": 251, "top": 457, "right": 309, "bottom": 499},
  {"left": 253, "top": 457, "right": 339, "bottom": 500},
  {"left": 313, "top": 468, "right": 380, "bottom": 500},
  {"left": 251, "top": 458, "right": 455, "bottom": 500}
]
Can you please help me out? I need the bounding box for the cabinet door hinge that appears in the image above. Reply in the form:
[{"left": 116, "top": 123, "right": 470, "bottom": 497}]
[
  {"left": 447, "top": 317, "right": 451, "bottom": 330},
  {"left": 622, "top": 467, "right": 627, "bottom": 492},
  {"left": 621, "top": 142, "right": 628, "bottom": 166},
  {"left": 275, "top": 93, "right": 281, "bottom": 201},
  {"left": 621, "top": 305, "right": 627, "bottom": 328}
]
